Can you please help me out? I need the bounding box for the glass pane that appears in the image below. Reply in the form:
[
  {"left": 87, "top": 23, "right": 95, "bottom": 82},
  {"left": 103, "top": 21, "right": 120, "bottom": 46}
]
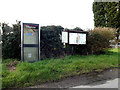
[
  {"left": 24, "top": 47, "right": 38, "bottom": 62},
  {"left": 24, "top": 24, "right": 38, "bottom": 44},
  {"left": 69, "top": 33, "right": 86, "bottom": 44}
]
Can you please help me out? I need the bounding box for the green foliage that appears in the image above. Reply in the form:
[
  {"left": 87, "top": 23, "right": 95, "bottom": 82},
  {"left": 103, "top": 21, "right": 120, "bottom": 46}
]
[
  {"left": 105, "top": 2, "right": 119, "bottom": 28},
  {"left": 1, "top": 21, "right": 116, "bottom": 60},
  {"left": 73, "top": 27, "right": 83, "bottom": 31},
  {"left": 2, "top": 48, "right": 119, "bottom": 89},
  {"left": 93, "top": 2, "right": 106, "bottom": 27},
  {"left": 2, "top": 64, "right": 9, "bottom": 77},
  {"left": 87, "top": 27, "right": 116, "bottom": 54},
  {"left": 2, "top": 21, "right": 21, "bottom": 59},
  {"left": 93, "top": 2, "right": 120, "bottom": 28},
  {"left": 2, "top": 59, "right": 18, "bottom": 64},
  {"left": 2, "top": 22, "right": 115, "bottom": 60},
  {"left": 40, "top": 25, "right": 65, "bottom": 59},
  {"left": 93, "top": 2, "right": 120, "bottom": 46}
]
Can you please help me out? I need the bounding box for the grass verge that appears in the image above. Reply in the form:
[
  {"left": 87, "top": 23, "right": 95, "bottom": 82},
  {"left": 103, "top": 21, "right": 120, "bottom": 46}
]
[{"left": 2, "top": 48, "right": 119, "bottom": 89}]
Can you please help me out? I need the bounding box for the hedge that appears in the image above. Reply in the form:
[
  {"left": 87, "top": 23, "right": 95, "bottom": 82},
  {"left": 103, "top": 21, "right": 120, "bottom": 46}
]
[{"left": 1, "top": 22, "right": 116, "bottom": 60}]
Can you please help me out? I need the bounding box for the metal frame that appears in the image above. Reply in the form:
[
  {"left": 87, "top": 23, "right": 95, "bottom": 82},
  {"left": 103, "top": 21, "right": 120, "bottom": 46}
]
[
  {"left": 65, "top": 30, "right": 88, "bottom": 45},
  {"left": 21, "top": 23, "right": 40, "bottom": 63},
  {"left": 62, "top": 31, "right": 68, "bottom": 43}
]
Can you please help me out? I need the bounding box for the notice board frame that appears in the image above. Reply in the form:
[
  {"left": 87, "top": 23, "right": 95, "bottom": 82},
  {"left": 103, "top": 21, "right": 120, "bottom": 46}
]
[{"left": 64, "top": 30, "right": 88, "bottom": 45}]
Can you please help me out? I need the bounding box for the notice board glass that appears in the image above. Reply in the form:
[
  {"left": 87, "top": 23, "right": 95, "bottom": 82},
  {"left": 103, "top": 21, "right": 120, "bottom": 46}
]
[{"left": 69, "top": 33, "right": 86, "bottom": 44}]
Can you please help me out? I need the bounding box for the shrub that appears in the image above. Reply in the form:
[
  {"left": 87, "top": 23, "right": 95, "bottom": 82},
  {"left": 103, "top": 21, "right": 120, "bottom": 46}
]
[
  {"left": 1, "top": 22, "right": 116, "bottom": 60},
  {"left": 40, "top": 25, "right": 65, "bottom": 59},
  {"left": 87, "top": 27, "right": 116, "bottom": 54},
  {"left": 2, "top": 22, "right": 21, "bottom": 59}
]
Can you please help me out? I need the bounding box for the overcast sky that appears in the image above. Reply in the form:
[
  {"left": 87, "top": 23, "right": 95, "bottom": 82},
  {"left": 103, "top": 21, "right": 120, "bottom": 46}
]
[{"left": 0, "top": 0, "right": 94, "bottom": 30}]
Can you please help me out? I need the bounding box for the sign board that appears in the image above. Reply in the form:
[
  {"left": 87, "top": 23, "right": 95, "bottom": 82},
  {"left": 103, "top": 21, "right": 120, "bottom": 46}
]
[
  {"left": 61, "top": 30, "right": 87, "bottom": 45},
  {"left": 21, "top": 23, "right": 40, "bottom": 62},
  {"left": 69, "top": 33, "right": 86, "bottom": 44},
  {"left": 62, "top": 31, "right": 68, "bottom": 43}
]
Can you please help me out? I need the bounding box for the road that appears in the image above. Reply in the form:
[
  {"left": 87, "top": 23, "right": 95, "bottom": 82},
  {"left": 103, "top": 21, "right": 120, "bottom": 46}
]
[{"left": 72, "top": 78, "right": 119, "bottom": 88}]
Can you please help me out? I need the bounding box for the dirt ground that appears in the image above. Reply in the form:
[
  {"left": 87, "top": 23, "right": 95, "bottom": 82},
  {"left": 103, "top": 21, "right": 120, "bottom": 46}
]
[{"left": 6, "top": 61, "right": 20, "bottom": 71}]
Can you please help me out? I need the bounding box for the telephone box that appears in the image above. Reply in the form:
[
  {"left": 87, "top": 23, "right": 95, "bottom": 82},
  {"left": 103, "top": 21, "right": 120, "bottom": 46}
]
[{"left": 21, "top": 23, "right": 40, "bottom": 62}]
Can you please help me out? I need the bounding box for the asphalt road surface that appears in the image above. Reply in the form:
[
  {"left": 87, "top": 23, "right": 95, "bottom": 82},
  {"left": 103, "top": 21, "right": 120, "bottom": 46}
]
[{"left": 72, "top": 78, "right": 119, "bottom": 88}]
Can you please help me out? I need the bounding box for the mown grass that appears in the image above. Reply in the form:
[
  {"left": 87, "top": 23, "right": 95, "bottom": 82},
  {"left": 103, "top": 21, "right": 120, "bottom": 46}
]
[{"left": 2, "top": 48, "right": 119, "bottom": 89}]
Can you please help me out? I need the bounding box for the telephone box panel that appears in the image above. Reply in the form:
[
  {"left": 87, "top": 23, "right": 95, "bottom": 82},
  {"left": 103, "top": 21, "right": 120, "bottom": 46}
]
[
  {"left": 24, "top": 24, "right": 38, "bottom": 44},
  {"left": 24, "top": 47, "right": 38, "bottom": 62},
  {"left": 21, "top": 23, "right": 40, "bottom": 62}
]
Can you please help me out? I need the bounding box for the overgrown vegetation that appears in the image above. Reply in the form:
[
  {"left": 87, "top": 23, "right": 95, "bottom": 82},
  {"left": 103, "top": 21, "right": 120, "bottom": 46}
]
[
  {"left": 1, "top": 21, "right": 117, "bottom": 60},
  {"left": 2, "top": 21, "right": 21, "bottom": 59},
  {"left": 1, "top": 22, "right": 118, "bottom": 88},
  {"left": 93, "top": 2, "right": 120, "bottom": 47},
  {"left": 93, "top": 2, "right": 120, "bottom": 28},
  {"left": 2, "top": 48, "right": 119, "bottom": 89},
  {"left": 87, "top": 27, "right": 115, "bottom": 54},
  {"left": 40, "top": 26, "right": 65, "bottom": 59}
]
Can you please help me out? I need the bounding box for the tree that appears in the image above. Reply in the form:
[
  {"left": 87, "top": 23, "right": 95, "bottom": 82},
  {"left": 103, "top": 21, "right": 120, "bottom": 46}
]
[
  {"left": 93, "top": 1, "right": 120, "bottom": 47},
  {"left": 93, "top": 2, "right": 106, "bottom": 27},
  {"left": 105, "top": 2, "right": 119, "bottom": 28},
  {"left": 73, "top": 27, "right": 83, "bottom": 31},
  {"left": 93, "top": 2, "right": 119, "bottom": 28}
]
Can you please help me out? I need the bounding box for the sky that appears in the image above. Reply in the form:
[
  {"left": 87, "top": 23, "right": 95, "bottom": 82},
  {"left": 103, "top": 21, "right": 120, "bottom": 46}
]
[{"left": 0, "top": 0, "right": 94, "bottom": 30}]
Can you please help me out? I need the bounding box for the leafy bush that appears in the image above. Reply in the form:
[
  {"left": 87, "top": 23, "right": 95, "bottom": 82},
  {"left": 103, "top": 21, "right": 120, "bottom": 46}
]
[
  {"left": 2, "top": 22, "right": 21, "bottom": 59},
  {"left": 87, "top": 27, "right": 116, "bottom": 54},
  {"left": 2, "top": 64, "right": 9, "bottom": 77},
  {"left": 40, "top": 25, "right": 65, "bottom": 59},
  {"left": 1, "top": 22, "right": 116, "bottom": 60}
]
